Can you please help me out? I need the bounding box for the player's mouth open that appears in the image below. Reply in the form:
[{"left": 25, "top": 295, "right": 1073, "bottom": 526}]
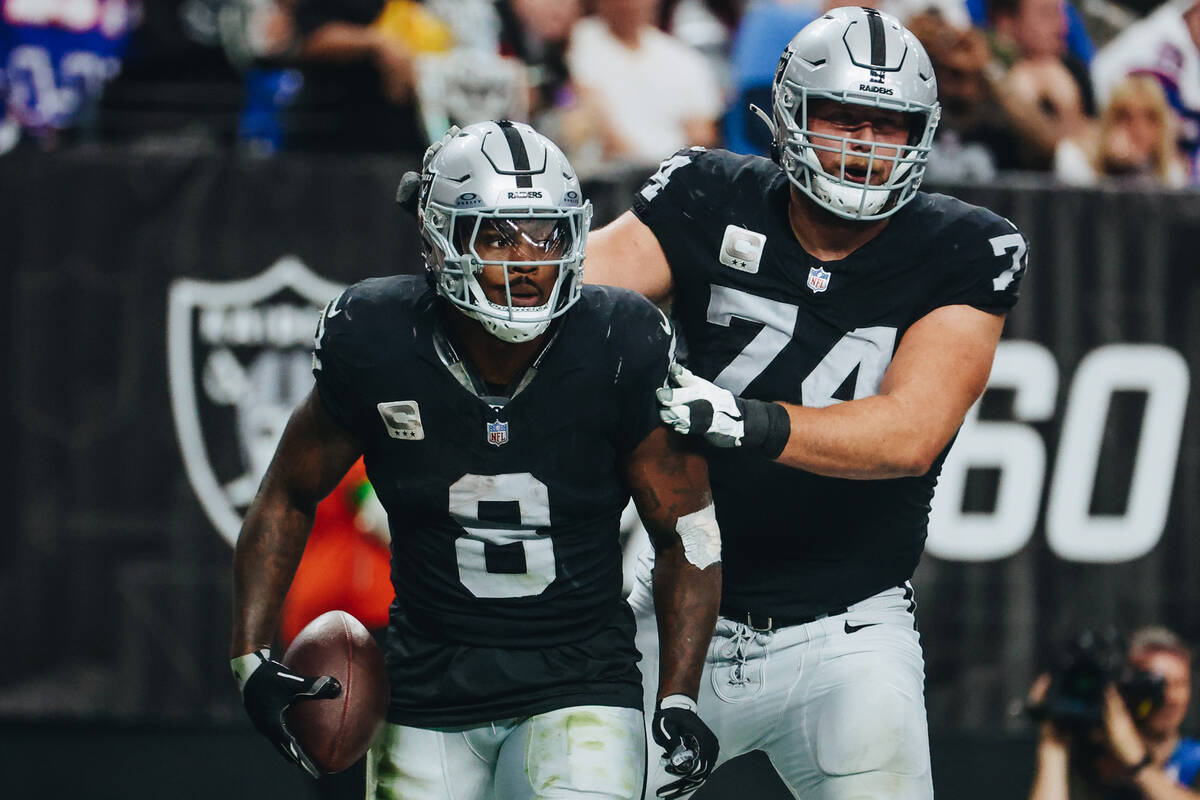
[
  {"left": 506, "top": 286, "right": 544, "bottom": 306},
  {"left": 843, "top": 166, "right": 872, "bottom": 184}
]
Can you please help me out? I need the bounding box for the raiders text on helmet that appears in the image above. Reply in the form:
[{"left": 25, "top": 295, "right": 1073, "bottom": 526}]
[
  {"left": 417, "top": 121, "right": 591, "bottom": 343},
  {"left": 763, "top": 7, "right": 941, "bottom": 220}
]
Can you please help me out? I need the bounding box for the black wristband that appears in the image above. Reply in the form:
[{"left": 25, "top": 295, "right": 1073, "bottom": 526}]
[
  {"left": 1128, "top": 752, "right": 1153, "bottom": 776},
  {"left": 736, "top": 398, "right": 791, "bottom": 459}
]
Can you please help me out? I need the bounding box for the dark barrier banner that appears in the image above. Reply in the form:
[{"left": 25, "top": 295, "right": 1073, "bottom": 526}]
[{"left": 2, "top": 153, "right": 1198, "bottom": 742}]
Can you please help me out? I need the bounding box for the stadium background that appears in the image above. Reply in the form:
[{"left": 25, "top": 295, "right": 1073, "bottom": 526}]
[{"left": 4, "top": 0, "right": 1200, "bottom": 798}]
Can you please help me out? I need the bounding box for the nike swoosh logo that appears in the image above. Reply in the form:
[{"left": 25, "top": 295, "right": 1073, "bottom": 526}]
[
  {"left": 326, "top": 293, "right": 346, "bottom": 318},
  {"left": 844, "top": 621, "right": 880, "bottom": 634},
  {"left": 655, "top": 308, "right": 673, "bottom": 336}
]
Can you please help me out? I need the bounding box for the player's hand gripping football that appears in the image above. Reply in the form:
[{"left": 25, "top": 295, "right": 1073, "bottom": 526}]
[
  {"left": 231, "top": 648, "right": 342, "bottom": 778},
  {"left": 652, "top": 696, "right": 720, "bottom": 799}
]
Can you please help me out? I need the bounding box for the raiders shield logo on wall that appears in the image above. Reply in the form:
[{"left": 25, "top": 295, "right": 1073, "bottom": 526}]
[{"left": 168, "top": 256, "right": 345, "bottom": 546}]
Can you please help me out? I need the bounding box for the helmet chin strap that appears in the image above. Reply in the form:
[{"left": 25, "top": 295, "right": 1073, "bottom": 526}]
[
  {"left": 750, "top": 103, "right": 781, "bottom": 163},
  {"left": 750, "top": 103, "right": 776, "bottom": 137},
  {"left": 812, "top": 172, "right": 891, "bottom": 217}
]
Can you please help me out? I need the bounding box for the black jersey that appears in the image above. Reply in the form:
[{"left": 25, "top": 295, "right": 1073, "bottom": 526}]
[
  {"left": 312, "top": 276, "right": 674, "bottom": 726},
  {"left": 633, "top": 148, "right": 1027, "bottom": 619}
]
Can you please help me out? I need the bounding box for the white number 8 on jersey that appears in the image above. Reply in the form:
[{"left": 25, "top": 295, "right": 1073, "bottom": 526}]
[{"left": 449, "top": 472, "right": 557, "bottom": 598}]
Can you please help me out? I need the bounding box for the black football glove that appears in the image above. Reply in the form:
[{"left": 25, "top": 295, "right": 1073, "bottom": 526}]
[
  {"left": 231, "top": 648, "right": 341, "bottom": 778},
  {"left": 651, "top": 696, "right": 719, "bottom": 800}
]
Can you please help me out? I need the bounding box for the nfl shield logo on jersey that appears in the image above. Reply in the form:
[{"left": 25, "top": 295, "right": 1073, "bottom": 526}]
[
  {"left": 807, "top": 266, "right": 831, "bottom": 293},
  {"left": 487, "top": 419, "right": 509, "bottom": 447}
]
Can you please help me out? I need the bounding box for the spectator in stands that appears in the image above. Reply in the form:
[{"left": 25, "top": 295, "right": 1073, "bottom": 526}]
[
  {"left": 1090, "top": 0, "right": 1200, "bottom": 185},
  {"left": 1028, "top": 626, "right": 1200, "bottom": 800},
  {"left": 660, "top": 0, "right": 738, "bottom": 95},
  {"left": 1055, "top": 74, "right": 1188, "bottom": 187},
  {"left": 285, "top": 0, "right": 451, "bottom": 154},
  {"left": 563, "top": 0, "right": 722, "bottom": 168},
  {"left": 907, "top": 10, "right": 1005, "bottom": 179},
  {"left": 0, "top": 0, "right": 141, "bottom": 153},
  {"left": 966, "top": 0, "right": 1094, "bottom": 66},
  {"left": 496, "top": 0, "right": 583, "bottom": 124},
  {"left": 987, "top": 0, "right": 1093, "bottom": 169},
  {"left": 725, "top": 0, "right": 846, "bottom": 156}
]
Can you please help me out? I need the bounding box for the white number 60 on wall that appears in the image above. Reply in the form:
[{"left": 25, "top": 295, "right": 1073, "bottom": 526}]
[{"left": 927, "top": 341, "right": 1190, "bottom": 563}]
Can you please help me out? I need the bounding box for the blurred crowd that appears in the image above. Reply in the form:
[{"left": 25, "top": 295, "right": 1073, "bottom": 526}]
[{"left": 2, "top": 0, "right": 1198, "bottom": 187}]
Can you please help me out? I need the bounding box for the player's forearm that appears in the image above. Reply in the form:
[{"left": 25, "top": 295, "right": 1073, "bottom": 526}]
[
  {"left": 1027, "top": 739, "right": 1071, "bottom": 800},
  {"left": 625, "top": 428, "right": 721, "bottom": 699},
  {"left": 1133, "top": 767, "right": 1200, "bottom": 800},
  {"left": 299, "top": 22, "right": 385, "bottom": 62},
  {"left": 230, "top": 392, "right": 362, "bottom": 657},
  {"left": 652, "top": 545, "right": 721, "bottom": 701},
  {"left": 773, "top": 393, "right": 949, "bottom": 479},
  {"left": 230, "top": 489, "right": 317, "bottom": 657}
]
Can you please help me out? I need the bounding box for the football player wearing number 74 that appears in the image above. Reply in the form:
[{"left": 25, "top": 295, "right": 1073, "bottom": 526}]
[
  {"left": 584, "top": 8, "right": 1029, "bottom": 799},
  {"left": 229, "top": 121, "right": 722, "bottom": 799}
]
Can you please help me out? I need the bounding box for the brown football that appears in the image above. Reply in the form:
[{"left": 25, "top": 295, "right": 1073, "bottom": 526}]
[{"left": 282, "top": 610, "right": 389, "bottom": 774}]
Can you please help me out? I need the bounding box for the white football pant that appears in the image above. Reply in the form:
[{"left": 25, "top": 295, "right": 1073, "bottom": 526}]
[
  {"left": 628, "top": 547, "right": 933, "bottom": 800},
  {"left": 366, "top": 705, "right": 645, "bottom": 800}
]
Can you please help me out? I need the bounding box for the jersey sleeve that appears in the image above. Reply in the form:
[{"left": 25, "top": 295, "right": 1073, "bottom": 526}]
[
  {"left": 613, "top": 293, "right": 677, "bottom": 453},
  {"left": 312, "top": 288, "right": 369, "bottom": 436},
  {"left": 921, "top": 214, "right": 1029, "bottom": 318},
  {"left": 631, "top": 146, "right": 716, "bottom": 240}
]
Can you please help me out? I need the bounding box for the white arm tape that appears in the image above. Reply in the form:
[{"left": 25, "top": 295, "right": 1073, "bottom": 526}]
[
  {"left": 676, "top": 504, "right": 721, "bottom": 570},
  {"left": 659, "top": 694, "right": 698, "bottom": 712},
  {"left": 230, "top": 648, "right": 270, "bottom": 694}
]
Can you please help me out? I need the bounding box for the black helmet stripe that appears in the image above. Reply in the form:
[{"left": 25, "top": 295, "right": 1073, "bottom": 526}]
[
  {"left": 864, "top": 8, "right": 886, "bottom": 68},
  {"left": 496, "top": 120, "right": 534, "bottom": 188}
]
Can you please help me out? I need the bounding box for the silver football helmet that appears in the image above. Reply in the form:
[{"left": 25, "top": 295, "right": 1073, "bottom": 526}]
[
  {"left": 761, "top": 7, "right": 941, "bottom": 220},
  {"left": 418, "top": 120, "right": 591, "bottom": 343}
]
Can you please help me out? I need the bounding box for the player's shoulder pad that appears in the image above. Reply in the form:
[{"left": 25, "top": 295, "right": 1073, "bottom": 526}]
[
  {"left": 576, "top": 285, "right": 676, "bottom": 369},
  {"left": 315, "top": 274, "right": 428, "bottom": 359},
  {"left": 634, "top": 147, "right": 777, "bottom": 214},
  {"left": 909, "top": 192, "right": 1028, "bottom": 264}
]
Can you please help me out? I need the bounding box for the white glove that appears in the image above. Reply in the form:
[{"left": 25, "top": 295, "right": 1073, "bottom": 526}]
[
  {"left": 657, "top": 364, "right": 792, "bottom": 456},
  {"left": 657, "top": 364, "right": 746, "bottom": 448}
]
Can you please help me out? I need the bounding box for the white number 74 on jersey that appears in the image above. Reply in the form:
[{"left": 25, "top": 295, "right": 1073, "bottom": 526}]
[{"left": 706, "top": 285, "right": 896, "bottom": 405}]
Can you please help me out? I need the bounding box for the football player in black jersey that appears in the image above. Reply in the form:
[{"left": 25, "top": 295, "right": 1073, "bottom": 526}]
[
  {"left": 583, "top": 8, "right": 1029, "bottom": 800},
  {"left": 229, "top": 121, "right": 722, "bottom": 800}
]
